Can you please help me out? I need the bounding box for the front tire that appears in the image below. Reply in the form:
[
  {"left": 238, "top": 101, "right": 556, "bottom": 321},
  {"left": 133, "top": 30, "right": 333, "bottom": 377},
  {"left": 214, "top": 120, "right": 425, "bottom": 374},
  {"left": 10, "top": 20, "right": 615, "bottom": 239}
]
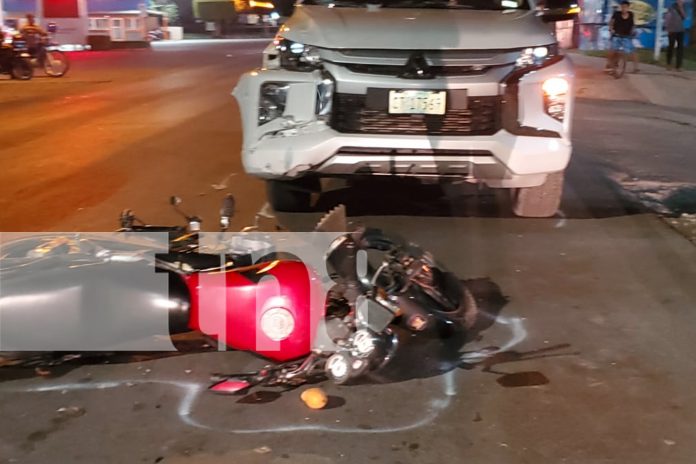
[
  {"left": 266, "top": 178, "right": 318, "bottom": 212},
  {"left": 613, "top": 53, "right": 626, "bottom": 79},
  {"left": 44, "top": 50, "right": 70, "bottom": 77},
  {"left": 511, "top": 171, "right": 564, "bottom": 218},
  {"left": 11, "top": 58, "right": 33, "bottom": 80}
]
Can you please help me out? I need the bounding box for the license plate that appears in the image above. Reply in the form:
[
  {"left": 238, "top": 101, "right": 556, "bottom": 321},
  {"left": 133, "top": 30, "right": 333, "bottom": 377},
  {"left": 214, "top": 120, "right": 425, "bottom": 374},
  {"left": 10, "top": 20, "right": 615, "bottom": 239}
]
[{"left": 388, "top": 90, "right": 447, "bottom": 115}]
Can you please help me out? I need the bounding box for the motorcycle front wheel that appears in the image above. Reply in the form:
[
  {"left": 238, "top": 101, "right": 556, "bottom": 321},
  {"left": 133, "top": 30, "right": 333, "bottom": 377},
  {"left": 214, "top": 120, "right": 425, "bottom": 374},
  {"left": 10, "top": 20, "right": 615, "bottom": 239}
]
[
  {"left": 11, "top": 58, "right": 33, "bottom": 80},
  {"left": 44, "top": 50, "right": 69, "bottom": 77}
]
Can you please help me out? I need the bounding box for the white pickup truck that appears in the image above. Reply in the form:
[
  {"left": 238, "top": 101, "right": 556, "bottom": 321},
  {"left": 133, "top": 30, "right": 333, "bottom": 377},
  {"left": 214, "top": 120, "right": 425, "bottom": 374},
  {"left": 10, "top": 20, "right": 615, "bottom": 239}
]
[{"left": 233, "top": 0, "right": 578, "bottom": 217}]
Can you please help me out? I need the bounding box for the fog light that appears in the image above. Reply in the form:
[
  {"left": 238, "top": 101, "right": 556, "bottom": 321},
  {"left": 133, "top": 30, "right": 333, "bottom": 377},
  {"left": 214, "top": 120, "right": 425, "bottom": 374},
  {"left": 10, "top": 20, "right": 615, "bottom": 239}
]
[
  {"left": 542, "top": 77, "right": 569, "bottom": 122},
  {"left": 326, "top": 352, "right": 352, "bottom": 384},
  {"left": 259, "top": 82, "right": 289, "bottom": 125},
  {"left": 543, "top": 77, "right": 569, "bottom": 96},
  {"left": 260, "top": 307, "right": 295, "bottom": 341}
]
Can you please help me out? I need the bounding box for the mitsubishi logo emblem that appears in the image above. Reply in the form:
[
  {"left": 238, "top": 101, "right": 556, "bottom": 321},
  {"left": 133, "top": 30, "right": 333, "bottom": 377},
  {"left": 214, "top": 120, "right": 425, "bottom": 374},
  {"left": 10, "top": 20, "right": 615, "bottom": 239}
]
[{"left": 400, "top": 52, "right": 434, "bottom": 79}]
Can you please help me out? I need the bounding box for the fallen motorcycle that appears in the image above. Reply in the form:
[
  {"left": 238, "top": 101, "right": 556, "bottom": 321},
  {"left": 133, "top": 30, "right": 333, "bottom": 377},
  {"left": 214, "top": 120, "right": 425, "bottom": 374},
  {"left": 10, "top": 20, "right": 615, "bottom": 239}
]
[{"left": 0, "top": 196, "right": 477, "bottom": 393}]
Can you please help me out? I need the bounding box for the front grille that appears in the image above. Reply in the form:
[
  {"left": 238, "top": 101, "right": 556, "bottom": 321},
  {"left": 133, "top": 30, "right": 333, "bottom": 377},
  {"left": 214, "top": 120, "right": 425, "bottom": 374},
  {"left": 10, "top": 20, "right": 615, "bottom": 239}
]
[
  {"left": 344, "top": 63, "right": 489, "bottom": 77},
  {"left": 331, "top": 93, "right": 501, "bottom": 136},
  {"left": 335, "top": 147, "right": 493, "bottom": 156}
]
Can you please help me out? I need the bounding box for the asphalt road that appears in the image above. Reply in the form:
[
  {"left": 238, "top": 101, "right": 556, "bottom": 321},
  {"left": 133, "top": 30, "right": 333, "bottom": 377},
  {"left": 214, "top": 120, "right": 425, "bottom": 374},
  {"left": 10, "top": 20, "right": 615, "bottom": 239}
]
[{"left": 1, "top": 41, "right": 696, "bottom": 464}]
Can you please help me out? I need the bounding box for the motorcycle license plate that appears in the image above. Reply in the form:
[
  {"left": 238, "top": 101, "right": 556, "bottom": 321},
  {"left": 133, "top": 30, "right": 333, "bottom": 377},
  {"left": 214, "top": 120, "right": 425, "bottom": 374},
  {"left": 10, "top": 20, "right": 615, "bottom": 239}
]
[{"left": 388, "top": 90, "right": 446, "bottom": 115}]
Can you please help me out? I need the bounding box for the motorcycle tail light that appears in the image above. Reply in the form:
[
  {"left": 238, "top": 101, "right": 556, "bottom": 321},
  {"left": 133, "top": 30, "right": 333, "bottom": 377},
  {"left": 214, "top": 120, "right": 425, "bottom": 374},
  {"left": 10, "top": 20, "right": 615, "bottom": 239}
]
[
  {"left": 260, "top": 307, "right": 295, "bottom": 341},
  {"left": 542, "top": 77, "right": 569, "bottom": 122}
]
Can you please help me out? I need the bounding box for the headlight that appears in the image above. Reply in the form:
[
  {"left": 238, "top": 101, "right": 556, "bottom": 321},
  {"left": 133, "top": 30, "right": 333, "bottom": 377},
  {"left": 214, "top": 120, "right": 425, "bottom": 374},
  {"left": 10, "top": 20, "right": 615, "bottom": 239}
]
[
  {"left": 316, "top": 74, "right": 334, "bottom": 118},
  {"left": 515, "top": 44, "right": 558, "bottom": 69},
  {"left": 352, "top": 329, "right": 376, "bottom": 357},
  {"left": 542, "top": 77, "right": 569, "bottom": 122},
  {"left": 275, "top": 37, "right": 322, "bottom": 71},
  {"left": 258, "top": 82, "right": 288, "bottom": 125},
  {"left": 260, "top": 307, "right": 295, "bottom": 341}
]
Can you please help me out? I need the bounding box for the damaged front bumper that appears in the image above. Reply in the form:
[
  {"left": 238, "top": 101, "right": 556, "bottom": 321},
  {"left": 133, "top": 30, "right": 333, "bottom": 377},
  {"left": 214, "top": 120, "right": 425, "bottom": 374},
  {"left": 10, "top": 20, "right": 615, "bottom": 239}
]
[{"left": 232, "top": 56, "right": 574, "bottom": 189}]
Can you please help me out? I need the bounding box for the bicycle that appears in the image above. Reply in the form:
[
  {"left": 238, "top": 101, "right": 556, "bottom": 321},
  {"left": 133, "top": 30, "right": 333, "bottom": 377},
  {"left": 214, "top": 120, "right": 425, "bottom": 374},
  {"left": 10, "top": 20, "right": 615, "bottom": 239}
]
[
  {"left": 35, "top": 38, "right": 70, "bottom": 77},
  {"left": 607, "top": 34, "right": 631, "bottom": 79}
]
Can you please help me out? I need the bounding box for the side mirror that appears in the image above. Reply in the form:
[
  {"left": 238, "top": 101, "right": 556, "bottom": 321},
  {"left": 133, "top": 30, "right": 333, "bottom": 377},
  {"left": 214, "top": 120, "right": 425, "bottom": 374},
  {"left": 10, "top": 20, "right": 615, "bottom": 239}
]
[
  {"left": 538, "top": 0, "right": 580, "bottom": 22},
  {"left": 47, "top": 22, "right": 58, "bottom": 33},
  {"left": 220, "top": 194, "right": 236, "bottom": 231}
]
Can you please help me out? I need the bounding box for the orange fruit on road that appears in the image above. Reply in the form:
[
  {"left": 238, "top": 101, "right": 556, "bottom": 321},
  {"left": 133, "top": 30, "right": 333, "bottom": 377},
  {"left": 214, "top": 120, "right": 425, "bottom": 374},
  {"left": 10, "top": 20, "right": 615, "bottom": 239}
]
[{"left": 300, "top": 387, "right": 328, "bottom": 409}]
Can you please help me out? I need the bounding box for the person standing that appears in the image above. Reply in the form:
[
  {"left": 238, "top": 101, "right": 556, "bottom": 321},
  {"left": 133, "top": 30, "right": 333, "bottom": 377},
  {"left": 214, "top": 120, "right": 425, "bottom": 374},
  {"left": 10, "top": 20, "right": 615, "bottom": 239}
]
[
  {"left": 665, "top": 0, "right": 687, "bottom": 71},
  {"left": 607, "top": 1, "right": 640, "bottom": 73}
]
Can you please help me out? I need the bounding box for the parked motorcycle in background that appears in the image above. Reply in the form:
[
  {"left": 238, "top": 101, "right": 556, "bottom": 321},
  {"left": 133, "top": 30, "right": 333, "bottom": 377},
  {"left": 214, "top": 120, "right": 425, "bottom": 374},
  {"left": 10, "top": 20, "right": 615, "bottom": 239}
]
[
  {"left": 16, "top": 22, "right": 70, "bottom": 78},
  {"left": 0, "top": 35, "right": 33, "bottom": 80}
]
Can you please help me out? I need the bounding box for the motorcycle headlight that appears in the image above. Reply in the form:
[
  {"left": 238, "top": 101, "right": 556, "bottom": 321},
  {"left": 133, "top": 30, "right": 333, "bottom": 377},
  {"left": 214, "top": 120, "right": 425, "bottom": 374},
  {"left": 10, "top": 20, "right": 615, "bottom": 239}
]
[
  {"left": 515, "top": 44, "right": 558, "bottom": 69},
  {"left": 258, "top": 82, "right": 289, "bottom": 126},
  {"left": 276, "top": 38, "right": 322, "bottom": 71},
  {"left": 260, "top": 307, "right": 295, "bottom": 341}
]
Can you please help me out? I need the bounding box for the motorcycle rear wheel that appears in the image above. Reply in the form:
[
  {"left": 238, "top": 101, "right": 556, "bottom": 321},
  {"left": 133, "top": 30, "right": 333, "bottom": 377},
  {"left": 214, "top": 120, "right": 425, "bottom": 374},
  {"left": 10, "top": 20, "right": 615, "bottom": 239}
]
[
  {"left": 11, "top": 59, "right": 33, "bottom": 80},
  {"left": 44, "top": 50, "right": 70, "bottom": 77}
]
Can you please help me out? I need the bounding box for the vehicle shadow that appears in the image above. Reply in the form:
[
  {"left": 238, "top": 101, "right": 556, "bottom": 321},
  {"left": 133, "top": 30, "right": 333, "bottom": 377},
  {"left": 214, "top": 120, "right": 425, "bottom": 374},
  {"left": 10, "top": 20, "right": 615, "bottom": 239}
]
[
  {"left": 0, "top": 334, "right": 217, "bottom": 383},
  {"left": 275, "top": 155, "right": 647, "bottom": 224},
  {"left": 365, "top": 277, "right": 578, "bottom": 386}
]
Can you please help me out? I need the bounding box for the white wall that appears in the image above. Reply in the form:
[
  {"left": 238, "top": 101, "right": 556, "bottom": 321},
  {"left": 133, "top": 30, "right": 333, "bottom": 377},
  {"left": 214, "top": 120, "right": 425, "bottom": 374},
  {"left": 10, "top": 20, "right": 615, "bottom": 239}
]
[
  {"left": 166, "top": 26, "right": 183, "bottom": 40},
  {"left": 46, "top": 17, "right": 89, "bottom": 45}
]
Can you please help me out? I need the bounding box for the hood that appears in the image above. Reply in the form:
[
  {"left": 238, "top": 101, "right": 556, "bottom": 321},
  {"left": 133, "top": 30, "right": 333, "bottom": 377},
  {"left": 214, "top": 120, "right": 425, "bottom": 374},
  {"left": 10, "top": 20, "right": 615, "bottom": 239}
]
[{"left": 282, "top": 5, "right": 556, "bottom": 50}]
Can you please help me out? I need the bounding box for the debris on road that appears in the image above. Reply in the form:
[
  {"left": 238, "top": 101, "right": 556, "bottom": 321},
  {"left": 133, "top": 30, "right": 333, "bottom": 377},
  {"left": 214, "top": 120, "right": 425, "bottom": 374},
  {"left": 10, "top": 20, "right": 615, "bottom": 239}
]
[
  {"left": 34, "top": 367, "right": 51, "bottom": 377},
  {"left": 665, "top": 214, "right": 696, "bottom": 244},
  {"left": 56, "top": 406, "right": 86, "bottom": 419},
  {"left": 254, "top": 446, "right": 272, "bottom": 454}
]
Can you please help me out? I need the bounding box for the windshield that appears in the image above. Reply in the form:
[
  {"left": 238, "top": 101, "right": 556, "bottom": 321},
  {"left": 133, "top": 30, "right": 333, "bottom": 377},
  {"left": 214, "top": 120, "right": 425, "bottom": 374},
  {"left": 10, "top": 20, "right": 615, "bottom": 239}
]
[{"left": 301, "top": 0, "right": 530, "bottom": 10}]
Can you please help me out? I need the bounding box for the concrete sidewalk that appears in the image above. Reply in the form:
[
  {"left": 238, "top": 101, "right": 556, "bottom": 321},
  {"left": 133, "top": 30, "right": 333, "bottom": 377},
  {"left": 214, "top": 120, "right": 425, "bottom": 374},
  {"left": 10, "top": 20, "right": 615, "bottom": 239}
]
[{"left": 570, "top": 51, "right": 696, "bottom": 112}]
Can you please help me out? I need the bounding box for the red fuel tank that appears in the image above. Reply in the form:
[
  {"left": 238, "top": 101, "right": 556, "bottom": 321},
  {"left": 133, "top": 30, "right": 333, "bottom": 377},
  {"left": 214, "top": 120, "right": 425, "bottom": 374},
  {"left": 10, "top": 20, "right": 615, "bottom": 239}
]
[{"left": 185, "top": 260, "right": 323, "bottom": 362}]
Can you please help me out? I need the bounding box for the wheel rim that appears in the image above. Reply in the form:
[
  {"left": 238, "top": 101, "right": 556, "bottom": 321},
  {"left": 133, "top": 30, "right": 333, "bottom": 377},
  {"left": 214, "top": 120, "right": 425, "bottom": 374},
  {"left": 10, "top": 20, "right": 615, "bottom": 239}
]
[
  {"left": 44, "top": 51, "right": 68, "bottom": 76},
  {"left": 12, "top": 61, "right": 32, "bottom": 80}
]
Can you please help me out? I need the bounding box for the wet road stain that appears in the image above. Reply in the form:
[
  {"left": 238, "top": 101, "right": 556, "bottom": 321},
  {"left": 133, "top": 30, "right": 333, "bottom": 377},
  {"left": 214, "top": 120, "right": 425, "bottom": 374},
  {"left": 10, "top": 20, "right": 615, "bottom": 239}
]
[
  {"left": 236, "top": 391, "right": 282, "bottom": 404},
  {"left": 497, "top": 371, "right": 550, "bottom": 388},
  {"left": 21, "top": 406, "right": 86, "bottom": 452}
]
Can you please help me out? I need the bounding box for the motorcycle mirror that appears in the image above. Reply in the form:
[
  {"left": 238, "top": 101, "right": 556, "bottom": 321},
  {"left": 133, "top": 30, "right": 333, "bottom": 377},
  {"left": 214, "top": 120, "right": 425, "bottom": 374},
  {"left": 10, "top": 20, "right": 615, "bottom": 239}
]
[
  {"left": 169, "top": 196, "right": 182, "bottom": 207},
  {"left": 221, "top": 194, "right": 236, "bottom": 218}
]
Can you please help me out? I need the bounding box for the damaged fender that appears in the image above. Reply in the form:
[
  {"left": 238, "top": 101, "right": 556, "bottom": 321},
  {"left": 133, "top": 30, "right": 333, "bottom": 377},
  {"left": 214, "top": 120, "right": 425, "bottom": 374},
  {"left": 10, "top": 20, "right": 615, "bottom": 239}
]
[{"left": 232, "top": 69, "right": 331, "bottom": 177}]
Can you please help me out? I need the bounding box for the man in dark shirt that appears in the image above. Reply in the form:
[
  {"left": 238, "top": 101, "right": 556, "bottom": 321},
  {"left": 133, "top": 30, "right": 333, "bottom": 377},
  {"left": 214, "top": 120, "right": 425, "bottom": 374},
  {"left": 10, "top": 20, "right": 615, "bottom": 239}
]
[
  {"left": 606, "top": 1, "right": 639, "bottom": 73},
  {"left": 20, "top": 14, "right": 48, "bottom": 57}
]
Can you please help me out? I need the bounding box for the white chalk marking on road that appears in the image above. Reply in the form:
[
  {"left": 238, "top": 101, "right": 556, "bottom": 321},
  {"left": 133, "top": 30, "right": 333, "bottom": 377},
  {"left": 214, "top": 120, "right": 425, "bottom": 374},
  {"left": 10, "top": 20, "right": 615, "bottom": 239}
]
[
  {"left": 459, "top": 315, "right": 528, "bottom": 362},
  {"left": 5, "top": 374, "right": 454, "bottom": 434}
]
